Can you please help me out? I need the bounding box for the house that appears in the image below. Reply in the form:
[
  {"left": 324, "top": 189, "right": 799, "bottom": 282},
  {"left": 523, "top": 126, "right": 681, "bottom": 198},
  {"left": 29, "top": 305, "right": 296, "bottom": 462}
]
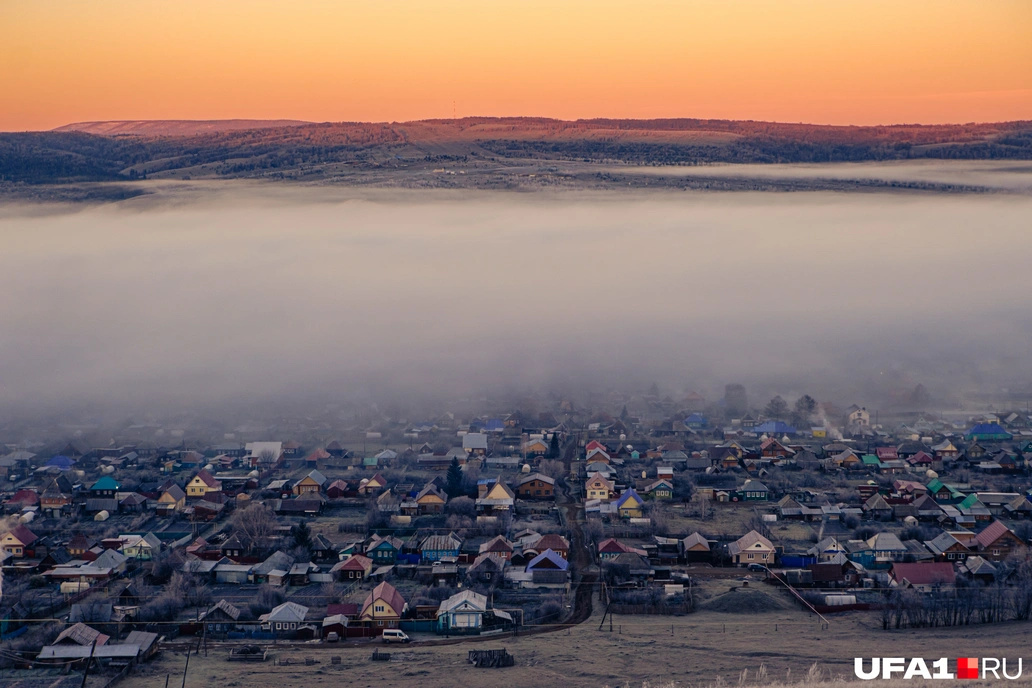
[
  {"left": 598, "top": 538, "right": 647, "bottom": 561},
  {"left": 121, "top": 533, "right": 161, "bottom": 561},
  {"left": 467, "top": 552, "right": 507, "bottom": 584},
  {"left": 645, "top": 479, "right": 674, "bottom": 500},
  {"left": 736, "top": 479, "right": 769, "bottom": 502},
  {"left": 866, "top": 532, "right": 908, "bottom": 569},
  {"left": 259, "top": 601, "right": 310, "bottom": 637},
  {"left": 615, "top": 488, "right": 645, "bottom": 518},
  {"left": 40, "top": 478, "right": 73, "bottom": 515},
  {"left": 421, "top": 532, "right": 462, "bottom": 562},
  {"left": 245, "top": 441, "right": 284, "bottom": 468},
  {"left": 293, "top": 470, "right": 327, "bottom": 496},
  {"left": 415, "top": 483, "right": 448, "bottom": 514},
  {"left": 525, "top": 549, "right": 569, "bottom": 585},
  {"left": 862, "top": 493, "right": 893, "bottom": 520},
  {"left": 923, "top": 531, "right": 971, "bottom": 562},
  {"left": 974, "top": 520, "right": 1027, "bottom": 562},
  {"left": 53, "top": 622, "right": 110, "bottom": 647},
  {"left": 200, "top": 599, "right": 242, "bottom": 635},
  {"left": 957, "top": 494, "right": 992, "bottom": 523},
  {"left": 760, "top": 437, "right": 794, "bottom": 459},
  {"left": 157, "top": 484, "right": 186, "bottom": 514},
  {"left": 475, "top": 481, "right": 515, "bottom": 514},
  {"left": 462, "top": 433, "right": 489, "bottom": 455},
  {"left": 366, "top": 535, "right": 403, "bottom": 565},
  {"left": 478, "top": 535, "right": 514, "bottom": 560},
  {"left": 516, "top": 473, "right": 555, "bottom": 500},
  {"left": 585, "top": 473, "right": 615, "bottom": 501},
  {"left": 927, "top": 478, "right": 964, "bottom": 504},
  {"left": 807, "top": 537, "right": 847, "bottom": 562},
  {"left": 523, "top": 438, "right": 549, "bottom": 457},
  {"left": 526, "top": 533, "right": 570, "bottom": 560},
  {"left": 889, "top": 562, "right": 955, "bottom": 590},
  {"left": 966, "top": 423, "right": 1012, "bottom": 442},
  {"left": 360, "top": 582, "right": 407, "bottom": 631},
  {"left": 437, "top": 590, "right": 488, "bottom": 634},
  {"left": 1, "top": 524, "right": 38, "bottom": 558},
  {"left": 332, "top": 554, "right": 373, "bottom": 581},
  {"left": 325, "top": 479, "right": 350, "bottom": 499},
  {"left": 359, "top": 473, "right": 387, "bottom": 495},
  {"left": 727, "top": 531, "right": 775, "bottom": 566},
  {"left": 186, "top": 469, "right": 222, "bottom": 498},
  {"left": 89, "top": 476, "right": 120, "bottom": 499},
  {"left": 680, "top": 532, "right": 711, "bottom": 563}
]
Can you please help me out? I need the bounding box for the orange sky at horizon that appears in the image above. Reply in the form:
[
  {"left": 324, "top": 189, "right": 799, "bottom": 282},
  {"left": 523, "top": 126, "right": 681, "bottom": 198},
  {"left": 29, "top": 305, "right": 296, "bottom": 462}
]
[{"left": 2, "top": 0, "right": 1030, "bottom": 131}]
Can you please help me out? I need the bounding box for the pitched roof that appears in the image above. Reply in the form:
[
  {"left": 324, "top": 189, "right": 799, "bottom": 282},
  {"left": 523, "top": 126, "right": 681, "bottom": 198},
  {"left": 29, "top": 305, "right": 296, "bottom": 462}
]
[
  {"left": 90, "top": 476, "right": 120, "bottom": 492},
  {"left": 890, "top": 562, "right": 955, "bottom": 586},
  {"left": 532, "top": 533, "right": 569, "bottom": 552},
  {"left": 975, "top": 520, "right": 1017, "bottom": 549},
  {"left": 526, "top": 549, "right": 569, "bottom": 571},
  {"left": 4, "top": 524, "right": 38, "bottom": 547},
  {"left": 55, "top": 623, "right": 109, "bottom": 646},
  {"left": 681, "top": 532, "right": 710, "bottom": 551},
  {"left": 361, "top": 582, "right": 406, "bottom": 617},
  {"left": 193, "top": 469, "right": 219, "bottom": 488},
  {"left": 438, "top": 590, "right": 487, "bottom": 614}
]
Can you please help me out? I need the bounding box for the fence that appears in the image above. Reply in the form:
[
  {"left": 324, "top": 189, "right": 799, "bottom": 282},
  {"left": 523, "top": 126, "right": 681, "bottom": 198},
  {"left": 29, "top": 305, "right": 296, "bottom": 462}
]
[{"left": 608, "top": 603, "right": 693, "bottom": 616}]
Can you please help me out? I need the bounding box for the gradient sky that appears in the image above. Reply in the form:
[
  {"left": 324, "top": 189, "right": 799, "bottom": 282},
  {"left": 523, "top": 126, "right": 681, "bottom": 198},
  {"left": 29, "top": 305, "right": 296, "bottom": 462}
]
[{"left": 2, "top": 0, "right": 1030, "bottom": 131}]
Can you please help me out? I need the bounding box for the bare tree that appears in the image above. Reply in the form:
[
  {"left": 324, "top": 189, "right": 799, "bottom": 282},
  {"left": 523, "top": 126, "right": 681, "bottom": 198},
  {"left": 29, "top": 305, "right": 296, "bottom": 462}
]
[{"left": 230, "top": 502, "right": 277, "bottom": 552}]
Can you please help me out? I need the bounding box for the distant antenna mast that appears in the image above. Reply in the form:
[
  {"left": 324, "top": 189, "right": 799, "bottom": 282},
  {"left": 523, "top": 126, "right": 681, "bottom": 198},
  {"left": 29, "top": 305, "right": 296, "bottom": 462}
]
[{"left": 453, "top": 100, "right": 456, "bottom": 119}]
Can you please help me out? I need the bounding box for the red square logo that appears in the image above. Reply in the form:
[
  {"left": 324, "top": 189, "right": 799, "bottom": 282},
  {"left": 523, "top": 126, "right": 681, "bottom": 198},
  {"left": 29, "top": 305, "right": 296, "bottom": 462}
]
[{"left": 958, "top": 658, "right": 979, "bottom": 680}]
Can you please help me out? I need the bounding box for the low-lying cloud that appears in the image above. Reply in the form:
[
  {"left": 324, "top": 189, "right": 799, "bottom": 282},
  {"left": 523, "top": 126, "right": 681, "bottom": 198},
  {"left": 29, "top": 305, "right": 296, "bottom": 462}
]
[{"left": 2, "top": 173, "right": 1032, "bottom": 420}]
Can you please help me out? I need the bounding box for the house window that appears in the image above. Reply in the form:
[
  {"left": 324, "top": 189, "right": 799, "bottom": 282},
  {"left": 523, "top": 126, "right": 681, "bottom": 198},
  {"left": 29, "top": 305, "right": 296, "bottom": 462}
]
[
  {"left": 375, "top": 605, "right": 385, "bottom": 613},
  {"left": 993, "top": 549, "right": 1000, "bottom": 556},
  {"left": 948, "top": 553, "right": 955, "bottom": 560},
  {"left": 377, "top": 620, "right": 384, "bottom": 627},
  {"left": 747, "top": 553, "right": 754, "bottom": 560}
]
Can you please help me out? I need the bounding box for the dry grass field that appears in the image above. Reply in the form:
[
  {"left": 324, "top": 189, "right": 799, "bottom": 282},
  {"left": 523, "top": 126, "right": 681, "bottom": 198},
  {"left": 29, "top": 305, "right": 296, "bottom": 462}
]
[{"left": 125, "top": 583, "right": 1032, "bottom": 688}]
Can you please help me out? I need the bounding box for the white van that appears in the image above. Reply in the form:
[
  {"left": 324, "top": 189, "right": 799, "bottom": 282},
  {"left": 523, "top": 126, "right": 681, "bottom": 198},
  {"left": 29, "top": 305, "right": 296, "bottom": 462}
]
[{"left": 381, "top": 629, "right": 410, "bottom": 644}]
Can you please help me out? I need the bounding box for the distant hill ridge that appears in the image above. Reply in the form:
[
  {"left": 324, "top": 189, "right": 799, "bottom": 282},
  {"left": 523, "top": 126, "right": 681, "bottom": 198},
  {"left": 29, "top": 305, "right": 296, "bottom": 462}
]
[
  {"left": 53, "top": 119, "right": 312, "bottom": 136},
  {"left": 0, "top": 116, "right": 1028, "bottom": 184}
]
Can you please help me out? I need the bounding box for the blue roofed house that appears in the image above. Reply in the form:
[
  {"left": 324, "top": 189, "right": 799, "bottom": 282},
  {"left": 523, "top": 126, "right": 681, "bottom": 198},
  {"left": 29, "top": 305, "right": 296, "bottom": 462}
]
[
  {"left": 684, "top": 413, "right": 708, "bottom": 430},
  {"left": 967, "top": 423, "right": 1012, "bottom": 442},
  {"left": 751, "top": 421, "right": 797, "bottom": 435},
  {"left": 615, "top": 488, "right": 645, "bottom": 518}
]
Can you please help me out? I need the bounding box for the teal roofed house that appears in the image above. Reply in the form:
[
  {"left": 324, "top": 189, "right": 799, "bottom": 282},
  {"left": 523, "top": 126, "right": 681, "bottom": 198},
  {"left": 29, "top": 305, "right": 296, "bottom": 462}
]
[
  {"left": 966, "top": 423, "right": 1012, "bottom": 442},
  {"left": 927, "top": 478, "right": 965, "bottom": 504},
  {"left": 958, "top": 494, "right": 993, "bottom": 522},
  {"left": 89, "top": 475, "right": 120, "bottom": 499},
  {"left": 861, "top": 454, "right": 882, "bottom": 470}
]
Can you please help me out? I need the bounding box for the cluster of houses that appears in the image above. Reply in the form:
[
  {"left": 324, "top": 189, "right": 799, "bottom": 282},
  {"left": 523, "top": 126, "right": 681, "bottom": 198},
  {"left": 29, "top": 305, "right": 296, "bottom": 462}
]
[{"left": 4, "top": 398, "right": 1032, "bottom": 660}]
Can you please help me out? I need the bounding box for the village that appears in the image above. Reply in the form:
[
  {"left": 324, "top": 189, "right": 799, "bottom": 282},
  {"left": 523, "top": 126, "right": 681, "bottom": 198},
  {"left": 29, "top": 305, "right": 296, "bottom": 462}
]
[{"left": 3, "top": 387, "right": 1032, "bottom": 684}]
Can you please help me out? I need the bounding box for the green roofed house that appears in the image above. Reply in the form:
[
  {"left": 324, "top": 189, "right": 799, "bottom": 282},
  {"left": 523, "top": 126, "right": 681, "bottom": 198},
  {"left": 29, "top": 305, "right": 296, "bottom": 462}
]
[
  {"left": 958, "top": 494, "right": 993, "bottom": 523},
  {"left": 927, "top": 478, "right": 965, "bottom": 504},
  {"left": 861, "top": 454, "right": 882, "bottom": 470}
]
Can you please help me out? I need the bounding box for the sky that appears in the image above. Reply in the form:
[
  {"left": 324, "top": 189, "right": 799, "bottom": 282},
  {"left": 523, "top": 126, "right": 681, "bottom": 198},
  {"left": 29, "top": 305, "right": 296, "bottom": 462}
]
[{"left": 1, "top": 0, "right": 1030, "bottom": 130}]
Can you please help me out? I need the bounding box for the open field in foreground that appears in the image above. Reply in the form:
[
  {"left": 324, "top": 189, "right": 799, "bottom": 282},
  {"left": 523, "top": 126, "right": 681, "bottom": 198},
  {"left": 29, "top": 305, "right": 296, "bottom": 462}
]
[{"left": 127, "top": 586, "right": 1032, "bottom": 688}]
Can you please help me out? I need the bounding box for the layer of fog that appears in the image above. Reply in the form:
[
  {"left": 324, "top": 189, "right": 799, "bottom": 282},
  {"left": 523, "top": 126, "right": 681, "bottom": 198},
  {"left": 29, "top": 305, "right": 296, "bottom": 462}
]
[
  {"left": 2, "top": 179, "right": 1032, "bottom": 419},
  {"left": 612, "top": 160, "right": 1032, "bottom": 193}
]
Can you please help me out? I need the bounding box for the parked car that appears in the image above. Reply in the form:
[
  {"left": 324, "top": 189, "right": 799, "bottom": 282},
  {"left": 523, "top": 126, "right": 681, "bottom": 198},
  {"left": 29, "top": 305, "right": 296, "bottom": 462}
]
[
  {"left": 325, "top": 632, "right": 339, "bottom": 642},
  {"left": 382, "top": 629, "right": 410, "bottom": 644},
  {"left": 747, "top": 563, "right": 767, "bottom": 572}
]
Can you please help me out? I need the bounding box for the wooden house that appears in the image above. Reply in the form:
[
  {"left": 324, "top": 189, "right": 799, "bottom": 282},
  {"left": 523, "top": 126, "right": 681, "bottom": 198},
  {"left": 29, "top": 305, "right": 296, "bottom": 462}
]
[{"left": 360, "top": 582, "right": 407, "bottom": 632}]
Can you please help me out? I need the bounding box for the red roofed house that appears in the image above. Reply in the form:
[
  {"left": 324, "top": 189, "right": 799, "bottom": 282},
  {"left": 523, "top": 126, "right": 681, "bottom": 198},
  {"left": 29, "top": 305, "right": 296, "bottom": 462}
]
[
  {"left": 360, "top": 581, "right": 407, "bottom": 632},
  {"left": 975, "top": 520, "right": 1027, "bottom": 562},
  {"left": 889, "top": 562, "right": 956, "bottom": 590},
  {"left": 1, "top": 524, "right": 38, "bottom": 558}
]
